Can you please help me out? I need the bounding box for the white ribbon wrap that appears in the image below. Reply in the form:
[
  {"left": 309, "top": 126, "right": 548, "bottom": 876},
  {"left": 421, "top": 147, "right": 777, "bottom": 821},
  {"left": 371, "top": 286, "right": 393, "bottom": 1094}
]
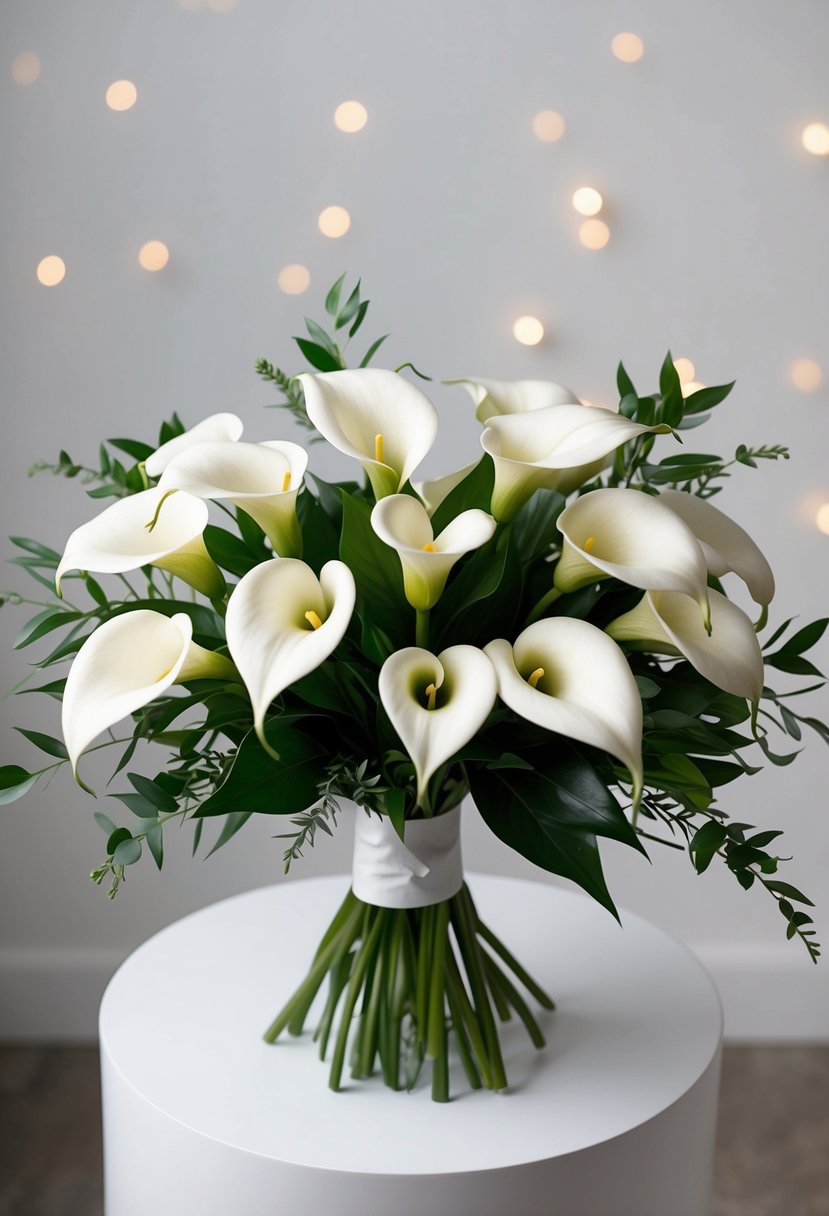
[{"left": 351, "top": 806, "right": 464, "bottom": 909}]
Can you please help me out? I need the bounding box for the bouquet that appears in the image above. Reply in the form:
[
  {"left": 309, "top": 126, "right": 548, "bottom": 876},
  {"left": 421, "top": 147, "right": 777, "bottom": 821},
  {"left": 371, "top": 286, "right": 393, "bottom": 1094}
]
[{"left": 3, "top": 276, "right": 825, "bottom": 1102}]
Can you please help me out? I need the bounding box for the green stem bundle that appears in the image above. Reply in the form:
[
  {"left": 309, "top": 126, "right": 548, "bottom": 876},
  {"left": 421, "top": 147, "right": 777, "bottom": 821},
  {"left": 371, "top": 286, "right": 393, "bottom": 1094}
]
[{"left": 264, "top": 881, "right": 555, "bottom": 1101}]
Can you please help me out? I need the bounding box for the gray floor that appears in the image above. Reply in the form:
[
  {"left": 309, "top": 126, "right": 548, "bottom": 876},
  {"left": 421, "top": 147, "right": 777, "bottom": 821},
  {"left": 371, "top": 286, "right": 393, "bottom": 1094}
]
[{"left": 0, "top": 1046, "right": 827, "bottom": 1215}]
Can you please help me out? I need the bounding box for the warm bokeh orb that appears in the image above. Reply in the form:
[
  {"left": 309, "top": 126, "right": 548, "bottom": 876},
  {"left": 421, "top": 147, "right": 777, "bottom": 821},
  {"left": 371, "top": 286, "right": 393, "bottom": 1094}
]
[
  {"left": 578, "top": 219, "right": 611, "bottom": 250},
  {"left": 277, "top": 264, "right": 311, "bottom": 294},
  {"left": 138, "top": 241, "right": 170, "bottom": 271},
  {"left": 532, "top": 110, "right": 566, "bottom": 142},
  {"left": 513, "top": 315, "right": 544, "bottom": 346},
  {"left": 37, "top": 255, "right": 66, "bottom": 286},
  {"left": 334, "top": 101, "right": 368, "bottom": 133},
  {"left": 318, "top": 206, "right": 351, "bottom": 238}
]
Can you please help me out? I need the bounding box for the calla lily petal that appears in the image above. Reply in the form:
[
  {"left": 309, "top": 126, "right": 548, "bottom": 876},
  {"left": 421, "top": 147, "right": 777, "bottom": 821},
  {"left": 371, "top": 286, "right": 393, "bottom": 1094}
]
[
  {"left": 371, "top": 495, "right": 496, "bottom": 609},
  {"left": 555, "top": 487, "right": 711, "bottom": 628},
  {"left": 658, "top": 489, "right": 775, "bottom": 608},
  {"left": 144, "top": 413, "right": 244, "bottom": 479},
  {"left": 414, "top": 460, "right": 481, "bottom": 515},
  {"left": 379, "top": 645, "right": 497, "bottom": 807},
  {"left": 606, "top": 589, "right": 765, "bottom": 704},
  {"left": 60, "top": 610, "right": 233, "bottom": 786},
  {"left": 56, "top": 487, "right": 224, "bottom": 599},
  {"left": 484, "top": 617, "right": 643, "bottom": 803},
  {"left": 481, "top": 404, "right": 672, "bottom": 520},
  {"left": 298, "top": 369, "right": 439, "bottom": 499},
  {"left": 448, "top": 376, "right": 581, "bottom": 422},
  {"left": 225, "top": 558, "right": 356, "bottom": 749},
  {"left": 159, "top": 440, "right": 307, "bottom": 556}
]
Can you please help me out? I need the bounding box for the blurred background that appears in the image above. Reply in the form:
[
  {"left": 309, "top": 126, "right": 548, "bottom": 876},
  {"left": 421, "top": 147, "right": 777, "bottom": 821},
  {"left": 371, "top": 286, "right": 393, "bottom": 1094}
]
[{"left": 1, "top": 0, "right": 827, "bottom": 1053}]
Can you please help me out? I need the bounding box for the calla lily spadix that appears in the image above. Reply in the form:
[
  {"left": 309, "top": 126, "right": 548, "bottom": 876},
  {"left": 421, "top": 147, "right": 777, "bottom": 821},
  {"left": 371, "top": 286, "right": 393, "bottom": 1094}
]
[
  {"left": 379, "top": 645, "right": 497, "bottom": 809},
  {"left": 447, "top": 376, "right": 581, "bottom": 422},
  {"left": 225, "top": 557, "right": 355, "bottom": 753},
  {"left": 144, "top": 413, "right": 244, "bottom": 479},
  {"left": 555, "top": 488, "right": 712, "bottom": 631},
  {"left": 658, "top": 489, "right": 775, "bottom": 615},
  {"left": 371, "top": 495, "right": 496, "bottom": 610},
  {"left": 62, "top": 610, "right": 237, "bottom": 789},
  {"left": 298, "top": 368, "right": 439, "bottom": 500},
  {"left": 481, "top": 404, "right": 673, "bottom": 521},
  {"left": 606, "top": 588, "right": 765, "bottom": 706},
  {"left": 55, "top": 486, "right": 224, "bottom": 600},
  {"left": 159, "top": 440, "right": 307, "bottom": 557},
  {"left": 484, "top": 617, "right": 644, "bottom": 806},
  {"left": 414, "top": 460, "right": 481, "bottom": 516}
]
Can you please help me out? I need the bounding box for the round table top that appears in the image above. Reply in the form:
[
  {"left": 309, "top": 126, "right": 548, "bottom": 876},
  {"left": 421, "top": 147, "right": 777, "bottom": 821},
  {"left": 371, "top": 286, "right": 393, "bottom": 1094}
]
[{"left": 99, "top": 873, "right": 722, "bottom": 1176}]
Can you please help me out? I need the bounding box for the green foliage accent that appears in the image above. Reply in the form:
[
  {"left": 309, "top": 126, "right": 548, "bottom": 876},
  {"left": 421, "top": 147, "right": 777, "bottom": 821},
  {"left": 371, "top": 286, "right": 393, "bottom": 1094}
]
[{"left": 193, "top": 717, "right": 324, "bottom": 817}]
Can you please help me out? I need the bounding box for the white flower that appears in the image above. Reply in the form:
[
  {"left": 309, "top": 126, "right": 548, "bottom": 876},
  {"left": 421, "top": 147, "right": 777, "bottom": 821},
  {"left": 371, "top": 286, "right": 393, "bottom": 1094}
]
[
  {"left": 448, "top": 376, "right": 581, "bottom": 422},
  {"left": 658, "top": 489, "right": 774, "bottom": 610},
  {"left": 298, "top": 368, "right": 439, "bottom": 499},
  {"left": 485, "top": 617, "right": 644, "bottom": 804},
  {"left": 371, "top": 495, "right": 496, "bottom": 610},
  {"left": 606, "top": 589, "right": 765, "bottom": 704},
  {"left": 55, "top": 487, "right": 224, "bottom": 599},
  {"left": 225, "top": 558, "right": 356, "bottom": 751},
  {"left": 159, "top": 440, "right": 307, "bottom": 556},
  {"left": 481, "top": 404, "right": 672, "bottom": 521},
  {"left": 144, "top": 413, "right": 244, "bottom": 479},
  {"left": 414, "top": 460, "right": 481, "bottom": 515},
  {"left": 62, "top": 610, "right": 236, "bottom": 787},
  {"left": 555, "top": 487, "right": 712, "bottom": 630},
  {"left": 379, "top": 645, "right": 497, "bottom": 809}
]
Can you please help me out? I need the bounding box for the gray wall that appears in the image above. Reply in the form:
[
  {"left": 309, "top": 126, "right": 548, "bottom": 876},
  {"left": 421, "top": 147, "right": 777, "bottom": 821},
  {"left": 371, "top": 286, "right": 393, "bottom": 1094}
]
[{"left": 1, "top": 0, "right": 827, "bottom": 1039}]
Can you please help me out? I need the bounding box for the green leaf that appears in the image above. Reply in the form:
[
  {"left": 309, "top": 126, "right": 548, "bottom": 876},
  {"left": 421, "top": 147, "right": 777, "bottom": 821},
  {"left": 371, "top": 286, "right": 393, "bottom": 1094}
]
[
  {"left": 304, "top": 317, "right": 341, "bottom": 360},
  {"left": 203, "top": 525, "right": 263, "bottom": 577},
  {"left": 617, "top": 362, "right": 637, "bottom": 400},
  {"left": 94, "top": 811, "right": 117, "bottom": 835},
  {"left": 146, "top": 824, "right": 164, "bottom": 870},
  {"left": 385, "top": 788, "right": 406, "bottom": 841},
  {"left": 325, "top": 273, "right": 346, "bottom": 316},
  {"left": 430, "top": 457, "right": 494, "bottom": 536},
  {"left": 107, "top": 437, "right": 155, "bottom": 462},
  {"left": 339, "top": 492, "right": 407, "bottom": 644},
  {"left": 294, "top": 337, "right": 341, "bottom": 373},
  {"left": 763, "top": 880, "right": 814, "bottom": 906},
  {"left": 359, "top": 334, "right": 389, "bottom": 367},
  {"left": 689, "top": 820, "right": 727, "bottom": 873},
  {"left": 127, "top": 773, "right": 178, "bottom": 813},
  {"left": 0, "top": 765, "right": 39, "bottom": 805},
  {"left": 113, "top": 838, "right": 142, "bottom": 866},
  {"left": 194, "top": 718, "right": 324, "bottom": 817},
  {"left": 106, "top": 826, "right": 133, "bottom": 854},
  {"left": 10, "top": 536, "right": 61, "bottom": 562},
  {"left": 681, "top": 381, "right": 735, "bottom": 416},
  {"left": 658, "top": 351, "right": 684, "bottom": 428},
  {"left": 14, "top": 609, "right": 84, "bottom": 650},
  {"left": 513, "top": 489, "right": 565, "bottom": 564},
  {"left": 15, "top": 728, "right": 68, "bottom": 759},
  {"left": 335, "top": 281, "right": 362, "bottom": 329},
  {"left": 296, "top": 488, "right": 340, "bottom": 574},
  {"left": 348, "top": 299, "right": 370, "bottom": 338},
  {"left": 765, "top": 653, "right": 824, "bottom": 678},
  {"left": 205, "top": 811, "right": 253, "bottom": 858},
  {"left": 777, "top": 618, "right": 828, "bottom": 656}
]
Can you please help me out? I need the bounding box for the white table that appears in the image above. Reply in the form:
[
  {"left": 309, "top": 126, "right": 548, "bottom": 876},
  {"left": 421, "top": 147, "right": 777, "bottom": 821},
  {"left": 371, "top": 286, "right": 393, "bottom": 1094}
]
[{"left": 100, "top": 874, "right": 723, "bottom": 1215}]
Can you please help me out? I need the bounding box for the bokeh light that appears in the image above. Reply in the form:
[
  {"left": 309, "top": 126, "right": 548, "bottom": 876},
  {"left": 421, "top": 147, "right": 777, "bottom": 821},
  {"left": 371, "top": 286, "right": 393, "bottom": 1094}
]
[
  {"left": 318, "top": 206, "right": 351, "bottom": 238},
  {"left": 277, "top": 264, "right": 311, "bottom": 294},
  {"left": 816, "top": 504, "right": 829, "bottom": 535},
  {"left": 801, "top": 123, "right": 829, "bottom": 156},
  {"left": 138, "top": 241, "right": 170, "bottom": 271},
  {"left": 11, "top": 52, "right": 42, "bottom": 85},
  {"left": 334, "top": 101, "right": 368, "bottom": 133},
  {"left": 513, "top": 316, "right": 544, "bottom": 346},
  {"left": 791, "top": 359, "right": 823, "bottom": 392},
  {"left": 572, "top": 187, "right": 603, "bottom": 216},
  {"left": 105, "top": 80, "right": 137, "bottom": 111},
  {"left": 36, "top": 256, "right": 66, "bottom": 287},
  {"left": 682, "top": 380, "right": 705, "bottom": 397},
  {"left": 674, "top": 357, "right": 696, "bottom": 385},
  {"left": 578, "top": 219, "right": 611, "bottom": 250},
  {"left": 532, "top": 110, "right": 566, "bottom": 142},
  {"left": 611, "top": 33, "right": 644, "bottom": 62}
]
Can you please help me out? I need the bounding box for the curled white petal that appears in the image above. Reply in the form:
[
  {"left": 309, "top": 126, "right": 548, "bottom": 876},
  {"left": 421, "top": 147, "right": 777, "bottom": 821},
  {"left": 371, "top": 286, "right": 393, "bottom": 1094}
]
[
  {"left": 555, "top": 487, "right": 711, "bottom": 625},
  {"left": 298, "top": 369, "right": 439, "bottom": 499},
  {"left": 225, "top": 558, "right": 356, "bottom": 745},
  {"left": 144, "top": 413, "right": 244, "bottom": 479},
  {"left": 371, "top": 495, "right": 496, "bottom": 609},
  {"left": 379, "top": 645, "right": 497, "bottom": 807},
  {"left": 658, "top": 489, "right": 775, "bottom": 607},
  {"left": 414, "top": 460, "right": 481, "bottom": 515},
  {"left": 607, "top": 589, "right": 765, "bottom": 704},
  {"left": 55, "top": 487, "right": 222, "bottom": 598},
  {"left": 448, "top": 376, "right": 581, "bottom": 422},
  {"left": 62, "top": 611, "right": 194, "bottom": 783},
  {"left": 159, "top": 440, "right": 307, "bottom": 555},
  {"left": 485, "top": 617, "right": 643, "bottom": 801}
]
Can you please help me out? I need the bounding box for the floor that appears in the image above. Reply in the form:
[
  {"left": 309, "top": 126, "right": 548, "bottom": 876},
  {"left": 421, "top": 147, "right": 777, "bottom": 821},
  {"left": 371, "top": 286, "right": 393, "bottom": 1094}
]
[{"left": 0, "top": 1047, "right": 827, "bottom": 1215}]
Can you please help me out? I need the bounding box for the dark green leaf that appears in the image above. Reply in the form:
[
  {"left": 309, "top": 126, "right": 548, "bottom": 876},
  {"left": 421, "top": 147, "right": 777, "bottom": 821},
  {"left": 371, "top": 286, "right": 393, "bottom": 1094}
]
[
  {"left": 194, "top": 718, "right": 324, "bottom": 817},
  {"left": 339, "top": 493, "right": 407, "bottom": 644},
  {"left": 14, "top": 609, "right": 84, "bottom": 650},
  {"left": 348, "top": 299, "right": 370, "bottom": 338},
  {"left": 616, "top": 362, "right": 636, "bottom": 400},
  {"left": 15, "top": 728, "right": 68, "bottom": 759},
  {"left": 778, "top": 618, "right": 828, "bottom": 656},
  {"left": 0, "top": 765, "right": 39, "bottom": 805},
  {"left": 335, "top": 281, "right": 362, "bottom": 329},
  {"left": 689, "top": 821, "right": 727, "bottom": 873},
  {"left": 658, "top": 351, "right": 684, "bottom": 428},
  {"left": 107, "top": 437, "right": 155, "bottom": 461},
  {"left": 146, "top": 824, "right": 164, "bottom": 869},
  {"left": 763, "top": 880, "right": 814, "bottom": 906},
  {"left": 324, "top": 273, "right": 346, "bottom": 316},
  {"left": 127, "top": 773, "right": 178, "bottom": 813},
  {"left": 681, "top": 382, "right": 735, "bottom": 416},
  {"left": 203, "top": 525, "right": 263, "bottom": 577},
  {"left": 106, "top": 826, "right": 133, "bottom": 854},
  {"left": 294, "top": 337, "right": 341, "bottom": 373},
  {"left": 359, "top": 334, "right": 389, "bottom": 367},
  {"left": 513, "top": 489, "right": 565, "bottom": 564},
  {"left": 765, "top": 653, "right": 823, "bottom": 678},
  {"left": 430, "top": 457, "right": 494, "bottom": 536},
  {"left": 205, "top": 811, "right": 252, "bottom": 858},
  {"left": 10, "top": 536, "right": 61, "bottom": 562}
]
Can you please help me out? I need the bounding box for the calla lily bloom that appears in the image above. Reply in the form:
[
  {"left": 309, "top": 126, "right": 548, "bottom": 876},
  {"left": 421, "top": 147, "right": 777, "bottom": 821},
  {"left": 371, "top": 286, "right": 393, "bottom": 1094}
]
[
  {"left": 62, "top": 610, "right": 237, "bottom": 788},
  {"left": 606, "top": 589, "right": 765, "bottom": 705},
  {"left": 481, "top": 404, "right": 672, "bottom": 521},
  {"left": 555, "top": 488, "right": 712, "bottom": 630},
  {"left": 225, "top": 558, "right": 356, "bottom": 751},
  {"left": 414, "top": 460, "right": 481, "bottom": 516},
  {"left": 379, "top": 645, "right": 496, "bottom": 808},
  {"left": 484, "top": 617, "right": 643, "bottom": 805},
  {"left": 144, "top": 413, "right": 244, "bottom": 479},
  {"left": 159, "top": 440, "right": 307, "bottom": 556},
  {"left": 298, "top": 369, "right": 439, "bottom": 500},
  {"left": 56, "top": 487, "right": 224, "bottom": 600},
  {"left": 448, "top": 376, "right": 581, "bottom": 422},
  {"left": 658, "top": 489, "right": 775, "bottom": 612},
  {"left": 371, "top": 495, "right": 496, "bottom": 610}
]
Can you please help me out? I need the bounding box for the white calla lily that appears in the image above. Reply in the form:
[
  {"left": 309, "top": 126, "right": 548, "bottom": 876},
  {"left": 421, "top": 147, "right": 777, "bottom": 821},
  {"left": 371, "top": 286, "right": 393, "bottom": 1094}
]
[
  {"left": 298, "top": 369, "right": 439, "bottom": 500},
  {"left": 56, "top": 487, "right": 224, "bottom": 599},
  {"left": 448, "top": 376, "right": 581, "bottom": 422},
  {"left": 62, "top": 610, "right": 236, "bottom": 788},
  {"left": 379, "top": 645, "right": 497, "bottom": 808},
  {"left": 225, "top": 558, "right": 356, "bottom": 751},
  {"left": 371, "top": 495, "right": 496, "bottom": 610},
  {"left": 555, "top": 487, "right": 712, "bottom": 630},
  {"left": 414, "top": 460, "right": 481, "bottom": 515},
  {"left": 481, "top": 404, "right": 672, "bottom": 521},
  {"left": 484, "top": 617, "right": 643, "bottom": 804},
  {"left": 606, "top": 589, "right": 765, "bottom": 705},
  {"left": 658, "top": 489, "right": 774, "bottom": 613},
  {"left": 144, "top": 413, "right": 244, "bottom": 479},
  {"left": 159, "top": 440, "right": 307, "bottom": 556}
]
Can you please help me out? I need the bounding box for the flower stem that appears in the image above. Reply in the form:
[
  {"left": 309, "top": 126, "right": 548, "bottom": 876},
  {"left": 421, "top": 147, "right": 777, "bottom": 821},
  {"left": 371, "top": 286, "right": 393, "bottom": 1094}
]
[
  {"left": 525, "top": 585, "right": 562, "bottom": 625},
  {"left": 328, "top": 905, "right": 387, "bottom": 1091},
  {"left": 415, "top": 608, "right": 430, "bottom": 649}
]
